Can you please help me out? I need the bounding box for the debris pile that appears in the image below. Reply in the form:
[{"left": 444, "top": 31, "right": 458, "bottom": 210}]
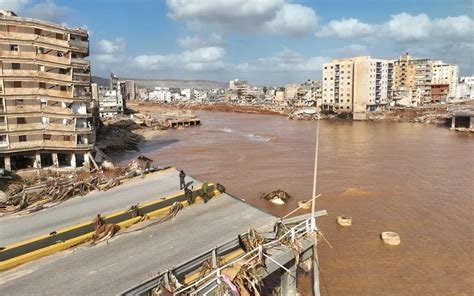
[
  {"left": 337, "top": 215, "right": 352, "bottom": 227},
  {"left": 96, "top": 112, "right": 169, "bottom": 156},
  {"left": 287, "top": 108, "right": 320, "bottom": 120},
  {"left": 260, "top": 189, "right": 292, "bottom": 205},
  {"left": 0, "top": 156, "right": 166, "bottom": 216},
  {"left": 381, "top": 231, "right": 401, "bottom": 246}
]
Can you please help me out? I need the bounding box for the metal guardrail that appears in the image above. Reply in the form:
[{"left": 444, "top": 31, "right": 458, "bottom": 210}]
[{"left": 120, "top": 213, "right": 324, "bottom": 296}]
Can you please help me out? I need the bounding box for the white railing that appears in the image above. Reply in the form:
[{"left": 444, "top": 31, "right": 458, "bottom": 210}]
[{"left": 174, "top": 217, "right": 317, "bottom": 295}]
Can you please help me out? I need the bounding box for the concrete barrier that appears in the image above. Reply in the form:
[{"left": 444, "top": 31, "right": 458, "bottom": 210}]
[{"left": 0, "top": 184, "right": 223, "bottom": 271}]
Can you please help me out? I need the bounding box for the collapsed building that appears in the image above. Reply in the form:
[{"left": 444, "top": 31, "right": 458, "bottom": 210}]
[{"left": 0, "top": 10, "right": 95, "bottom": 171}]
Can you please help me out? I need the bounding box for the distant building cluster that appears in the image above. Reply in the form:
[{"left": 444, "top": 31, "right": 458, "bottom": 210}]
[
  {"left": 132, "top": 54, "right": 471, "bottom": 121},
  {"left": 92, "top": 73, "right": 136, "bottom": 117}
]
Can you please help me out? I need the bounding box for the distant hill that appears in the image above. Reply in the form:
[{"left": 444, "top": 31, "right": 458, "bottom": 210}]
[
  {"left": 91, "top": 76, "right": 109, "bottom": 87},
  {"left": 91, "top": 76, "right": 226, "bottom": 90}
]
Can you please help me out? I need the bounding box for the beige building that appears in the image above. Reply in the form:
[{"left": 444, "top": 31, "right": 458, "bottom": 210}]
[
  {"left": 393, "top": 53, "right": 432, "bottom": 105},
  {"left": 229, "top": 79, "right": 250, "bottom": 98},
  {"left": 322, "top": 56, "right": 393, "bottom": 120},
  {"left": 0, "top": 11, "right": 94, "bottom": 171},
  {"left": 431, "top": 61, "right": 458, "bottom": 99}
]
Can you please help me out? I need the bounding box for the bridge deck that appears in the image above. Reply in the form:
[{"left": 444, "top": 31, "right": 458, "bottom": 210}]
[{"left": 0, "top": 193, "right": 276, "bottom": 295}]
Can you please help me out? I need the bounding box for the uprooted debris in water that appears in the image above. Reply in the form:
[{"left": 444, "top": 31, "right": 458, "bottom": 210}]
[
  {"left": 260, "top": 189, "right": 293, "bottom": 205},
  {"left": 0, "top": 155, "right": 169, "bottom": 216}
]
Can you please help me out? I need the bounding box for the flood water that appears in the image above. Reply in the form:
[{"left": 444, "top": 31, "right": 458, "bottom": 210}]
[{"left": 119, "top": 111, "right": 473, "bottom": 295}]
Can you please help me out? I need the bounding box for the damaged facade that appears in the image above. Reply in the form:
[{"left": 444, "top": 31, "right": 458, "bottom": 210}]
[
  {"left": 0, "top": 11, "right": 94, "bottom": 171},
  {"left": 322, "top": 56, "right": 394, "bottom": 120}
]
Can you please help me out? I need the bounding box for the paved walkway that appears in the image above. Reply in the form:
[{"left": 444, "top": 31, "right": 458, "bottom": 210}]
[{"left": 0, "top": 169, "right": 200, "bottom": 246}]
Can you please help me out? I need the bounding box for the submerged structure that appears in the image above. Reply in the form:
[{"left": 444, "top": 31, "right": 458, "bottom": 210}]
[{"left": 0, "top": 10, "right": 94, "bottom": 171}]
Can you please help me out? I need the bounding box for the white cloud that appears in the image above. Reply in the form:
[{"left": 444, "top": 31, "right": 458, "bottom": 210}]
[
  {"left": 233, "top": 48, "right": 330, "bottom": 72},
  {"left": 316, "top": 18, "right": 375, "bottom": 38},
  {"left": 263, "top": 4, "right": 318, "bottom": 36},
  {"left": 166, "top": 0, "right": 318, "bottom": 36},
  {"left": 0, "top": 0, "right": 71, "bottom": 23},
  {"left": 316, "top": 13, "right": 474, "bottom": 43},
  {"left": 92, "top": 38, "right": 127, "bottom": 69},
  {"left": 384, "top": 13, "right": 430, "bottom": 42},
  {"left": 134, "top": 46, "right": 226, "bottom": 72},
  {"left": 24, "top": 0, "right": 72, "bottom": 23},
  {"left": 178, "top": 33, "right": 224, "bottom": 49},
  {"left": 96, "top": 38, "right": 126, "bottom": 54},
  {"left": 331, "top": 44, "right": 370, "bottom": 57},
  {"left": 0, "top": 0, "right": 30, "bottom": 12}
]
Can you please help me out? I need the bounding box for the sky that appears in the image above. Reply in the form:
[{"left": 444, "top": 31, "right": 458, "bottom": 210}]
[{"left": 1, "top": 0, "right": 473, "bottom": 85}]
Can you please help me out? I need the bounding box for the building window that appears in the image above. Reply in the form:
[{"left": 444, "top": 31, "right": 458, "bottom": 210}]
[
  {"left": 12, "top": 63, "right": 20, "bottom": 70},
  {"left": 13, "top": 81, "right": 22, "bottom": 88},
  {"left": 19, "top": 135, "right": 27, "bottom": 142},
  {"left": 15, "top": 99, "right": 24, "bottom": 106},
  {"left": 17, "top": 117, "right": 26, "bottom": 124},
  {"left": 56, "top": 33, "right": 64, "bottom": 40},
  {"left": 60, "top": 86, "right": 67, "bottom": 91},
  {"left": 63, "top": 135, "right": 71, "bottom": 141},
  {"left": 10, "top": 44, "right": 19, "bottom": 51},
  {"left": 7, "top": 25, "right": 16, "bottom": 32},
  {"left": 39, "top": 82, "right": 46, "bottom": 89},
  {"left": 43, "top": 134, "right": 52, "bottom": 140},
  {"left": 34, "top": 28, "right": 42, "bottom": 35},
  {"left": 0, "top": 135, "right": 6, "bottom": 143}
]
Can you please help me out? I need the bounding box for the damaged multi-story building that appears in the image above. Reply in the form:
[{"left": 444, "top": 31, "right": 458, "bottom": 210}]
[{"left": 0, "top": 11, "right": 94, "bottom": 171}]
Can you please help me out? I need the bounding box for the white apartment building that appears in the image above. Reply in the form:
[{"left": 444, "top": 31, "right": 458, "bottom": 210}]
[
  {"left": 229, "top": 79, "right": 250, "bottom": 97},
  {"left": 431, "top": 61, "right": 459, "bottom": 99},
  {"left": 457, "top": 76, "right": 474, "bottom": 100},
  {"left": 322, "top": 56, "right": 394, "bottom": 120}
]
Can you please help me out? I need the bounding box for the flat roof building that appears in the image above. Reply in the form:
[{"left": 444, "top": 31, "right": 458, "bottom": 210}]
[
  {"left": 323, "top": 56, "right": 394, "bottom": 120},
  {"left": 0, "top": 11, "right": 94, "bottom": 171}
]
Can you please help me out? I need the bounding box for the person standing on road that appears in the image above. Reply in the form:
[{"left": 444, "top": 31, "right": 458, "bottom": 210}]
[
  {"left": 201, "top": 181, "right": 210, "bottom": 203},
  {"left": 179, "top": 170, "right": 186, "bottom": 190}
]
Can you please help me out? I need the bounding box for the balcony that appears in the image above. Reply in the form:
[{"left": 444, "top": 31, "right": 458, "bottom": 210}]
[
  {"left": 72, "top": 73, "right": 90, "bottom": 83},
  {"left": 4, "top": 140, "right": 93, "bottom": 151},
  {"left": 71, "top": 58, "right": 90, "bottom": 67},
  {"left": 5, "top": 87, "right": 73, "bottom": 98},
  {"left": 68, "top": 39, "right": 89, "bottom": 50},
  {"left": 36, "top": 53, "right": 70, "bottom": 65},
  {"left": 7, "top": 122, "right": 81, "bottom": 132},
  {"left": 2, "top": 69, "right": 71, "bottom": 82},
  {"left": 0, "top": 31, "right": 70, "bottom": 48},
  {"left": 0, "top": 50, "right": 36, "bottom": 59}
]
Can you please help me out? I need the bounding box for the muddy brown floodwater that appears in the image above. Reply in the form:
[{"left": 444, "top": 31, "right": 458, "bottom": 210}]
[{"left": 118, "top": 111, "right": 474, "bottom": 295}]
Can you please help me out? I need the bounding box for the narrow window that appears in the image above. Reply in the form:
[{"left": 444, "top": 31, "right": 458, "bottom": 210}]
[
  {"left": 43, "top": 134, "right": 52, "bottom": 140},
  {"left": 13, "top": 81, "right": 22, "bottom": 88},
  {"left": 39, "top": 82, "right": 46, "bottom": 89},
  {"left": 19, "top": 135, "right": 27, "bottom": 142},
  {"left": 12, "top": 63, "right": 20, "bottom": 70},
  {"left": 10, "top": 44, "right": 19, "bottom": 51},
  {"left": 17, "top": 117, "right": 26, "bottom": 124},
  {"left": 7, "top": 25, "right": 16, "bottom": 32},
  {"left": 15, "top": 99, "right": 24, "bottom": 106},
  {"left": 34, "top": 28, "right": 42, "bottom": 35},
  {"left": 63, "top": 135, "right": 71, "bottom": 141}
]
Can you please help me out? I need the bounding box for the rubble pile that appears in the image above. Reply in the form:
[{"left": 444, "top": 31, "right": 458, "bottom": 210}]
[
  {"left": 287, "top": 109, "right": 320, "bottom": 120},
  {"left": 96, "top": 113, "right": 169, "bottom": 156},
  {"left": 261, "top": 189, "right": 292, "bottom": 205},
  {"left": 0, "top": 157, "right": 166, "bottom": 216}
]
